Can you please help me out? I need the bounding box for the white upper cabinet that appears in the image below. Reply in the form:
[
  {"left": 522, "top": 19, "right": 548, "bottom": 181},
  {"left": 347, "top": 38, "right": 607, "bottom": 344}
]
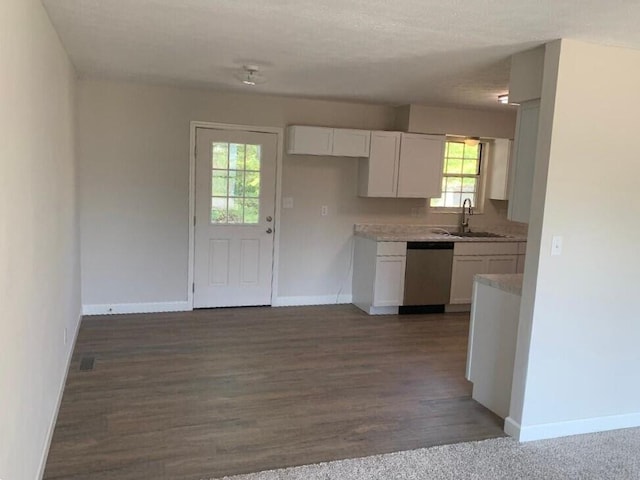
[
  {"left": 397, "top": 133, "right": 446, "bottom": 198},
  {"left": 287, "top": 126, "right": 333, "bottom": 155},
  {"left": 287, "top": 126, "right": 370, "bottom": 157},
  {"left": 487, "top": 138, "right": 513, "bottom": 200},
  {"left": 359, "top": 132, "right": 445, "bottom": 199},
  {"left": 358, "top": 131, "right": 401, "bottom": 197},
  {"left": 508, "top": 100, "right": 540, "bottom": 222},
  {"left": 332, "top": 129, "right": 371, "bottom": 157}
]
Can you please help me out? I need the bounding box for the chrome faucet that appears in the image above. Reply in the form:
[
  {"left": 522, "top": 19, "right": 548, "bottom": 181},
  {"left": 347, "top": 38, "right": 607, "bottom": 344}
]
[{"left": 461, "top": 198, "right": 473, "bottom": 233}]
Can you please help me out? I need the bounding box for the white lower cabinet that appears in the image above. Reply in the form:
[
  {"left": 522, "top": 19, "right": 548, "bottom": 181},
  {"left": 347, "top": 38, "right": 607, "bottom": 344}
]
[
  {"left": 353, "top": 237, "right": 407, "bottom": 314},
  {"left": 373, "top": 256, "right": 407, "bottom": 307},
  {"left": 450, "top": 256, "right": 487, "bottom": 305},
  {"left": 354, "top": 237, "right": 526, "bottom": 312},
  {"left": 487, "top": 255, "right": 518, "bottom": 274},
  {"left": 450, "top": 242, "right": 520, "bottom": 304}
]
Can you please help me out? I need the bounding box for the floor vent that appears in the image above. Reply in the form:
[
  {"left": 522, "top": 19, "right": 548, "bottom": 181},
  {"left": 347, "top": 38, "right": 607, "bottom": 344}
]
[{"left": 79, "top": 356, "right": 95, "bottom": 372}]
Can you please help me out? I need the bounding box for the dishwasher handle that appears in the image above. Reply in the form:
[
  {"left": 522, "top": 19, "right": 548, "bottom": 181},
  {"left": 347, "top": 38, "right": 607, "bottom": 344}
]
[{"left": 406, "top": 241, "right": 454, "bottom": 250}]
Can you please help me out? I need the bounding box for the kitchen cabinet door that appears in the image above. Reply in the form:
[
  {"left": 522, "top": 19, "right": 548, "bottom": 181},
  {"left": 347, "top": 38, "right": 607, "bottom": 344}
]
[
  {"left": 508, "top": 100, "right": 540, "bottom": 222},
  {"left": 450, "top": 256, "right": 487, "bottom": 304},
  {"left": 358, "top": 131, "right": 401, "bottom": 197},
  {"left": 287, "top": 126, "right": 333, "bottom": 155},
  {"left": 397, "top": 133, "right": 445, "bottom": 198},
  {"left": 486, "top": 255, "right": 518, "bottom": 274},
  {"left": 487, "top": 139, "right": 513, "bottom": 200},
  {"left": 332, "top": 129, "right": 371, "bottom": 157},
  {"left": 373, "top": 256, "right": 406, "bottom": 307},
  {"left": 517, "top": 255, "right": 526, "bottom": 273}
]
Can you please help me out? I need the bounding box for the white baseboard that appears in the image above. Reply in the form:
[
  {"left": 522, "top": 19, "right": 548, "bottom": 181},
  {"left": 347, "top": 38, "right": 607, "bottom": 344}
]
[
  {"left": 445, "top": 303, "right": 471, "bottom": 313},
  {"left": 353, "top": 302, "right": 399, "bottom": 315},
  {"left": 38, "top": 311, "right": 82, "bottom": 479},
  {"left": 82, "top": 301, "right": 191, "bottom": 316},
  {"left": 504, "top": 416, "right": 521, "bottom": 438},
  {"left": 505, "top": 412, "right": 640, "bottom": 442},
  {"left": 272, "top": 294, "right": 352, "bottom": 307}
]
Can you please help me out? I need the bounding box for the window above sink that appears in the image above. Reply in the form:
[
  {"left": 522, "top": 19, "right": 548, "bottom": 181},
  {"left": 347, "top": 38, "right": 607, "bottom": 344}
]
[{"left": 430, "top": 139, "right": 483, "bottom": 211}]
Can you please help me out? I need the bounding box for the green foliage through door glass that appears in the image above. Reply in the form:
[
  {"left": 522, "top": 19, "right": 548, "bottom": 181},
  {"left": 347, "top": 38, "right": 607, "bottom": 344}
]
[{"left": 209, "top": 143, "right": 262, "bottom": 224}]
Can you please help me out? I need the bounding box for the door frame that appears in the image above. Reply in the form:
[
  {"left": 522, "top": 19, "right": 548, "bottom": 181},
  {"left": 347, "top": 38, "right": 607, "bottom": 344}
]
[{"left": 188, "top": 121, "right": 284, "bottom": 309}]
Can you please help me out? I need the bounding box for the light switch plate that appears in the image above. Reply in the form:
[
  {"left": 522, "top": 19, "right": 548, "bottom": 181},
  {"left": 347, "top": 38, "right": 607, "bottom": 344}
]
[{"left": 551, "top": 235, "right": 563, "bottom": 256}]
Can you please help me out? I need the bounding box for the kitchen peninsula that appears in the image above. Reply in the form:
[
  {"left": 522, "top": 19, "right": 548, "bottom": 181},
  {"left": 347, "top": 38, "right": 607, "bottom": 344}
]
[{"left": 466, "top": 273, "right": 523, "bottom": 418}]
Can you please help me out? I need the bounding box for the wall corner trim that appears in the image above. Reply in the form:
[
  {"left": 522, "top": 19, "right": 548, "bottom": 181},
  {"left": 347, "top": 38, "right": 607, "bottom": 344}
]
[
  {"left": 82, "top": 302, "right": 192, "bottom": 316},
  {"left": 504, "top": 416, "right": 521, "bottom": 439},
  {"left": 506, "top": 412, "right": 640, "bottom": 442}
]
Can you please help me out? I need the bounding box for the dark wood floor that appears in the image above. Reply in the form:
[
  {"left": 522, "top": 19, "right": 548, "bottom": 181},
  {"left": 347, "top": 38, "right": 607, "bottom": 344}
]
[{"left": 44, "top": 305, "right": 504, "bottom": 480}]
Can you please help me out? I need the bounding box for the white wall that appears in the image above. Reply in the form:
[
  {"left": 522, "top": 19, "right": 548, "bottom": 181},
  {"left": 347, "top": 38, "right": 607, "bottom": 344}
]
[
  {"left": 508, "top": 39, "right": 640, "bottom": 441},
  {"left": 404, "top": 104, "right": 517, "bottom": 139},
  {"left": 509, "top": 46, "right": 545, "bottom": 104},
  {"left": 77, "top": 79, "right": 518, "bottom": 309},
  {"left": 0, "top": 1, "right": 80, "bottom": 478}
]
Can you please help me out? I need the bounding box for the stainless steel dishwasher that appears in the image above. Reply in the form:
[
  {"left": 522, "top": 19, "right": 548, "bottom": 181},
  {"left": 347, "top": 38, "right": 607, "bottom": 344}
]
[{"left": 401, "top": 241, "right": 454, "bottom": 313}]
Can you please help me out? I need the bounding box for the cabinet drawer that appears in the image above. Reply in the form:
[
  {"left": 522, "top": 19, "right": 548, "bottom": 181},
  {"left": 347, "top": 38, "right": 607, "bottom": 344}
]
[
  {"left": 376, "top": 241, "right": 407, "bottom": 256},
  {"left": 486, "top": 255, "right": 518, "bottom": 274},
  {"left": 517, "top": 242, "right": 527, "bottom": 254},
  {"left": 454, "top": 242, "right": 518, "bottom": 256},
  {"left": 450, "top": 256, "right": 486, "bottom": 304}
]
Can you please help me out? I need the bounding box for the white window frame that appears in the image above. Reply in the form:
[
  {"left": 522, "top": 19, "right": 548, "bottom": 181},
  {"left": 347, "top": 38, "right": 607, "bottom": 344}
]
[{"left": 430, "top": 138, "right": 487, "bottom": 214}]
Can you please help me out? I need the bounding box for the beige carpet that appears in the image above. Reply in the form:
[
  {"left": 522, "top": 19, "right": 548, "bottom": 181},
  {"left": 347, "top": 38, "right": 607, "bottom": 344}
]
[{"left": 212, "top": 427, "right": 640, "bottom": 479}]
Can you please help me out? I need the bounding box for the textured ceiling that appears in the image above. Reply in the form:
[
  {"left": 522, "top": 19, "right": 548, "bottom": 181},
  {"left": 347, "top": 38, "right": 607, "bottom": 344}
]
[{"left": 42, "top": 0, "right": 640, "bottom": 108}]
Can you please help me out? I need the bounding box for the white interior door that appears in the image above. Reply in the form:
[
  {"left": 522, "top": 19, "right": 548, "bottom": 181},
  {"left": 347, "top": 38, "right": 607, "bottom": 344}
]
[{"left": 194, "top": 128, "right": 277, "bottom": 308}]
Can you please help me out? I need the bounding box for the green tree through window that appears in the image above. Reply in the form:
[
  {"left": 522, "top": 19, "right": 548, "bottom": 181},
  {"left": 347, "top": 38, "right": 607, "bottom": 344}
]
[{"left": 211, "top": 143, "right": 261, "bottom": 224}]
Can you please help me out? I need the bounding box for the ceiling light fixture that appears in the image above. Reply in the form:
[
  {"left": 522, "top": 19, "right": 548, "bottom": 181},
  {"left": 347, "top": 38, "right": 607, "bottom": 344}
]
[
  {"left": 498, "top": 94, "right": 509, "bottom": 104},
  {"left": 464, "top": 137, "right": 480, "bottom": 147},
  {"left": 239, "top": 65, "right": 265, "bottom": 86}
]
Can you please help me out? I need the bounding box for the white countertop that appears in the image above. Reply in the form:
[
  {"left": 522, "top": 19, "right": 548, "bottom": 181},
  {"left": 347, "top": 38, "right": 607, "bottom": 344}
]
[
  {"left": 474, "top": 273, "right": 523, "bottom": 296},
  {"left": 354, "top": 224, "right": 527, "bottom": 243}
]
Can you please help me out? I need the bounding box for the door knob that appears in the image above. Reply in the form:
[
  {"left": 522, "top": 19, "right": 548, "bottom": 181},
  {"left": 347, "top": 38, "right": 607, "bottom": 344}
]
[
  {"left": 266, "top": 216, "right": 273, "bottom": 222},
  {"left": 266, "top": 227, "right": 273, "bottom": 234}
]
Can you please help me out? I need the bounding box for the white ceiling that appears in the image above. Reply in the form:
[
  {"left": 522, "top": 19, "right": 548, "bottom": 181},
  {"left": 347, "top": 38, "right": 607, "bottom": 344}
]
[{"left": 43, "top": 0, "right": 640, "bottom": 109}]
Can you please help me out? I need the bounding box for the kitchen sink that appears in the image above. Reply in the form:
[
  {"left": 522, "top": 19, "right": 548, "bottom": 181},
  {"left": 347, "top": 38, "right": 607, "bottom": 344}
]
[{"left": 453, "top": 231, "right": 508, "bottom": 238}]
